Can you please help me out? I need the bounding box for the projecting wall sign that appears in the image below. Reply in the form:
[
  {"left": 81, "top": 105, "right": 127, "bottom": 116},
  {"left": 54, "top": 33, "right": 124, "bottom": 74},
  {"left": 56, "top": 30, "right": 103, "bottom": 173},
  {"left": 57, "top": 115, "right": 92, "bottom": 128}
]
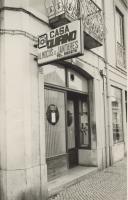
[{"left": 37, "top": 20, "right": 83, "bottom": 66}]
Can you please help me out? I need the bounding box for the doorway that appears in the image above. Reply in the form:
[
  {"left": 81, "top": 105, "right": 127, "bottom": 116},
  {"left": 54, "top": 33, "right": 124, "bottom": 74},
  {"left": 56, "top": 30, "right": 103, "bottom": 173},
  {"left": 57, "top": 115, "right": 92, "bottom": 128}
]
[
  {"left": 67, "top": 92, "right": 89, "bottom": 168},
  {"left": 67, "top": 93, "right": 80, "bottom": 168},
  {"left": 44, "top": 64, "right": 90, "bottom": 179},
  {"left": 67, "top": 93, "right": 78, "bottom": 168}
]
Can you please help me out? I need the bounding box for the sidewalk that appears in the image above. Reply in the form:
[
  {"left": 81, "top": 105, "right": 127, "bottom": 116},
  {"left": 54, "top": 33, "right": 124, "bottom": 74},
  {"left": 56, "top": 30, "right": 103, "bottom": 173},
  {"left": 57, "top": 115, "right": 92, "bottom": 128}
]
[{"left": 49, "top": 158, "right": 127, "bottom": 200}]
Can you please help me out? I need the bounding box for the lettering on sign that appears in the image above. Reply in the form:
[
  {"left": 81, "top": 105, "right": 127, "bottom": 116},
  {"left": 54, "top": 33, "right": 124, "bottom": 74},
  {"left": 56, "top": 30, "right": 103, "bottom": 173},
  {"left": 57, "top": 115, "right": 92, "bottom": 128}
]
[{"left": 38, "top": 20, "right": 83, "bottom": 65}]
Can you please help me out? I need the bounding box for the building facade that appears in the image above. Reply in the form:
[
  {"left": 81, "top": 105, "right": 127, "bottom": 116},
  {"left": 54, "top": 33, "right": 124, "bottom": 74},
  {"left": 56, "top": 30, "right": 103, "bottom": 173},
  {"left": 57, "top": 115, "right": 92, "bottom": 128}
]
[{"left": 0, "top": 0, "right": 127, "bottom": 199}]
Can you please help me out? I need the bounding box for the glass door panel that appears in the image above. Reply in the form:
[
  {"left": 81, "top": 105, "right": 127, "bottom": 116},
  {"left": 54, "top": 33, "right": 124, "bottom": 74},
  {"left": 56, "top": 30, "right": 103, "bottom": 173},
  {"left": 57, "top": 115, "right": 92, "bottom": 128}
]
[
  {"left": 79, "top": 98, "right": 89, "bottom": 147},
  {"left": 67, "top": 100, "right": 75, "bottom": 149}
]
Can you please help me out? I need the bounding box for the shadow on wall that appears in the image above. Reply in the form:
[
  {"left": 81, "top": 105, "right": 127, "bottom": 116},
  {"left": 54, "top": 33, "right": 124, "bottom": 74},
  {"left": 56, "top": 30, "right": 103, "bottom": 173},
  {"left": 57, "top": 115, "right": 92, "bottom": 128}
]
[
  {"left": 0, "top": 181, "right": 5, "bottom": 200},
  {"left": 0, "top": 184, "right": 47, "bottom": 200},
  {"left": 17, "top": 189, "right": 46, "bottom": 200}
]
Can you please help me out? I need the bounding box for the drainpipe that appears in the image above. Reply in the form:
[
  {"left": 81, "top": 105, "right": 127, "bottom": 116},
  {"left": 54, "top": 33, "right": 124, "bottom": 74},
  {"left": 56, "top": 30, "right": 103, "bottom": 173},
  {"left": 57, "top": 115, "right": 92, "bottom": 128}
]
[
  {"left": 100, "top": 69, "right": 108, "bottom": 168},
  {"left": 102, "top": 0, "right": 112, "bottom": 167}
]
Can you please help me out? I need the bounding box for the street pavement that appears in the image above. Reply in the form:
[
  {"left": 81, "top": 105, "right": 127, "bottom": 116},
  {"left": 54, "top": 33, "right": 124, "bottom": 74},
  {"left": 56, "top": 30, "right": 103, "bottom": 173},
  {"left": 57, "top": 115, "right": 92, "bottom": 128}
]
[{"left": 49, "top": 158, "right": 127, "bottom": 200}]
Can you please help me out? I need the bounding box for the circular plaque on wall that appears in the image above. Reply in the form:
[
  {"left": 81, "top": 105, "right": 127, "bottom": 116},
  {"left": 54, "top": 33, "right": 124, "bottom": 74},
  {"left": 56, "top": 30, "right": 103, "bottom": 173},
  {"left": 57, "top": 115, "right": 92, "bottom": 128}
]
[{"left": 46, "top": 104, "right": 59, "bottom": 125}]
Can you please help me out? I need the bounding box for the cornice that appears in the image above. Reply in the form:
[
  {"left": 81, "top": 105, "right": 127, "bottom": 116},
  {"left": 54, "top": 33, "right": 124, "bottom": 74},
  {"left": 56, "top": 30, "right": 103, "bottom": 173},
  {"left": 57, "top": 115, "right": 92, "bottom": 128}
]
[{"left": 0, "top": 6, "right": 49, "bottom": 24}]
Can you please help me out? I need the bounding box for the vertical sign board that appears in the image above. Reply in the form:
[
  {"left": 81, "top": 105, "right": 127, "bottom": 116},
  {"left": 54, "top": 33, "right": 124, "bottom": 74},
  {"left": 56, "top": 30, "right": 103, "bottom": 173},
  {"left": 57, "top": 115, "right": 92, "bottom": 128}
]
[{"left": 38, "top": 20, "right": 84, "bottom": 66}]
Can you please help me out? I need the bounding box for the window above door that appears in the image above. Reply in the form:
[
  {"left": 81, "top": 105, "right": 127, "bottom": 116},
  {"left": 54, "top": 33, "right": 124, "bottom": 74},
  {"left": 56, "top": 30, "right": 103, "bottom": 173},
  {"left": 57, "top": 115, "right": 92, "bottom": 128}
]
[
  {"left": 43, "top": 64, "right": 66, "bottom": 87},
  {"left": 67, "top": 69, "right": 88, "bottom": 93},
  {"left": 44, "top": 64, "right": 89, "bottom": 94}
]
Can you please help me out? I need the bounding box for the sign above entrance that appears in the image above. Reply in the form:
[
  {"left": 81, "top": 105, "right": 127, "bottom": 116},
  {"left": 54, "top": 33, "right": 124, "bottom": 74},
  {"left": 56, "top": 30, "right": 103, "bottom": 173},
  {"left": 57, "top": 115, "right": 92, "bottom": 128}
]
[{"left": 37, "top": 20, "right": 84, "bottom": 66}]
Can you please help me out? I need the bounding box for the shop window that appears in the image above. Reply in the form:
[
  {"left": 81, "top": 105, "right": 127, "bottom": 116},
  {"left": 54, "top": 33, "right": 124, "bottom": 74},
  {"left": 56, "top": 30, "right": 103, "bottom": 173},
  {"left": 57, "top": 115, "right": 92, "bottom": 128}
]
[
  {"left": 45, "top": 89, "right": 66, "bottom": 158},
  {"left": 111, "top": 87, "right": 123, "bottom": 144},
  {"left": 79, "top": 98, "right": 89, "bottom": 147},
  {"left": 44, "top": 64, "right": 66, "bottom": 87}
]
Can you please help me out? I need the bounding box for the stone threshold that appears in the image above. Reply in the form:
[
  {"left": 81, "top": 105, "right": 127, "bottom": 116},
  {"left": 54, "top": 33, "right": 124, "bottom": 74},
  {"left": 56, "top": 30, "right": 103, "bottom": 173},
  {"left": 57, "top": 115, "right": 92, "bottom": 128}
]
[{"left": 48, "top": 166, "right": 98, "bottom": 198}]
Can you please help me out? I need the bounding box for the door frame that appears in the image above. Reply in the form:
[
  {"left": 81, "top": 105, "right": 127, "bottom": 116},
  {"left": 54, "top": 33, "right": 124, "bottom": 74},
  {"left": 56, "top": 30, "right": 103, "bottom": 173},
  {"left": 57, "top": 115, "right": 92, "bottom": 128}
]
[{"left": 44, "top": 85, "right": 90, "bottom": 169}]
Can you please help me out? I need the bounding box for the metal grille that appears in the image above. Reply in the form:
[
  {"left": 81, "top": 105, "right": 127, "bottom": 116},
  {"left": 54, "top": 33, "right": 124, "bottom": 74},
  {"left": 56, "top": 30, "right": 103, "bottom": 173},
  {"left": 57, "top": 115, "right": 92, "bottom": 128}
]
[
  {"left": 45, "top": 0, "right": 80, "bottom": 20},
  {"left": 80, "top": 0, "right": 104, "bottom": 44},
  {"left": 45, "top": 0, "right": 104, "bottom": 44}
]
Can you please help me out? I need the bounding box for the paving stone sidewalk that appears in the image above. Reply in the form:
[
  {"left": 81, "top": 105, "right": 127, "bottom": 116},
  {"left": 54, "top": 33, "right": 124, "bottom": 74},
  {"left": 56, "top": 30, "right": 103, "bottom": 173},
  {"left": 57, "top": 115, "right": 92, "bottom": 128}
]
[{"left": 49, "top": 158, "right": 127, "bottom": 200}]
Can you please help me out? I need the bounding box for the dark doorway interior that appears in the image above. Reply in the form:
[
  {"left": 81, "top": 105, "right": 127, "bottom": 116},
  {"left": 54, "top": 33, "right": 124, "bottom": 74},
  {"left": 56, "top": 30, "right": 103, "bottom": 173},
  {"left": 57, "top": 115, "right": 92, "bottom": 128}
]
[{"left": 67, "top": 92, "right": 79, "bottom": 168}]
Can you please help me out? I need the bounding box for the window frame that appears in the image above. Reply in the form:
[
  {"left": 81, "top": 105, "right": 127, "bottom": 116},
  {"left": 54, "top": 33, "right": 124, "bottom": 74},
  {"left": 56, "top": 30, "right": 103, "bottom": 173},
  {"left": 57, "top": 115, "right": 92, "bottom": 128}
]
[
  {"left": 115, "top": 7, "right": 125, "bottom": 46},
  {"left": 111, "top": 86, "right": 124, "bottom": 144},
  {"left": 115, "top": 6, "right": 126, "bottom": 68}
]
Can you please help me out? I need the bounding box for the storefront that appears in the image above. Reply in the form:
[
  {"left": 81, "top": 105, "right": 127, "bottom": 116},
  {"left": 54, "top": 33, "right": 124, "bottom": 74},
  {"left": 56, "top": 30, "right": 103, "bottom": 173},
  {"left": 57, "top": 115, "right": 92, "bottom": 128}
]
[
  {"left": 43, "top": 63, "right": 93, "bottom": 180},
  {"left": 0, "top": 0, "right": 127, "bottom": 199}
]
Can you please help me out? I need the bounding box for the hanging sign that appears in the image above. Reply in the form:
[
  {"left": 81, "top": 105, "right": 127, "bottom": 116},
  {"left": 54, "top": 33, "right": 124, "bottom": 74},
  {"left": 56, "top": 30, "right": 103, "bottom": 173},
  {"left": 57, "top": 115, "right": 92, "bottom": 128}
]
[{"left": 37, "top": 20, "right": 83, "bottom": 66}]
